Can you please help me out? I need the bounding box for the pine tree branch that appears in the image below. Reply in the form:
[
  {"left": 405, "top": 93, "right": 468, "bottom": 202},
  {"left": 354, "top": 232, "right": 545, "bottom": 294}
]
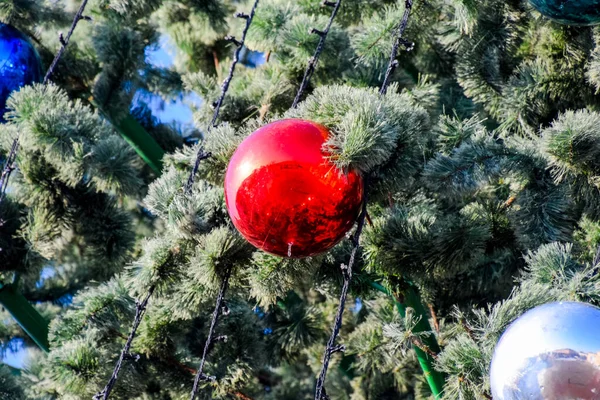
[
  {"left": 0, "top": 0, "right": 88, "bottom": 351},
  {"left": 163, "top": 355, "right": 198, "bottom": 375},
  {"left": 183, "top": 11, "right": 264, "bottom": 393},
  {"left": 189, "top": 264, "right": 233, "bottom": 400},
  {"left": 0, "top": 0, "right": 91, "bottom": 207},
  {"left": 212, "top": 50, "right": 220, "bottom": 73},
  {"left": 184, "top": 0, "right": 260, "bottom": 194},
  {"left": 183, "top": 11, "right": 264, "bottom": 392},
  {"left": 157, "top": 355, "right": 255, "bottom": 400},
  {"left": 90, "top": 147, "right": 211, "bottom": 396},
  {"left": 93, "top": 286, "right": 155, "bottom": 400},
  {"left": 314, "top": 185, "right": 368, "bottom": 400},
  {"left": 292, "top": 0, "right": 342, "bottom": 108}
]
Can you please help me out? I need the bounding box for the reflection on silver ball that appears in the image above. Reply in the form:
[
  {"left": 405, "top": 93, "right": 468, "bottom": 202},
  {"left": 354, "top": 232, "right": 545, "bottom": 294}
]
[{"left": 490, "top": 302, "right": 600, "bottom": 400}]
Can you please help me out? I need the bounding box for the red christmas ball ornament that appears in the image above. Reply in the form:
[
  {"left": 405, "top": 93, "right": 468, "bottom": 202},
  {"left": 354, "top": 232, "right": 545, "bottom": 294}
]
[{"left": 225, "top": 119, "right": 364, "bottom": 258}]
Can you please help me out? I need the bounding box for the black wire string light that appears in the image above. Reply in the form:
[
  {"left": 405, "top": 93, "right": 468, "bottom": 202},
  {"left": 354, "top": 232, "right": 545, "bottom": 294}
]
[
  {"left": 93, "top": 287, "right": 155, "bottom": 399},
  {"left": 44, "top": 0, "right": 92, "bottom": 83},
  {"left": 188, "top": 264, "right": 232, "bottom": 399},
  {"left": 184, "top": 0, "right": 260, "bottom": 194},
  {"left": 292, "top": 0, "right": 342, "bottom": 108},
  {"left": 0, "top": 0, "right": 91, "bottom": 218},
  {"left": 313, "top": 1, "right": 414, "bottom": 399},
  {"left": 94, "top": 2, "right": 261, "bottom": 399},
  {"left": 187, "top": 3, "right": 259, "bottom": 399}
]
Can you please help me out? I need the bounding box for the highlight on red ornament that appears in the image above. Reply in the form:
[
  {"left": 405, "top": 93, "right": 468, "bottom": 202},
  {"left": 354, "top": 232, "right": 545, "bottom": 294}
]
[{"left": 224, "top": 119, "right": 364, "bottom": 258}]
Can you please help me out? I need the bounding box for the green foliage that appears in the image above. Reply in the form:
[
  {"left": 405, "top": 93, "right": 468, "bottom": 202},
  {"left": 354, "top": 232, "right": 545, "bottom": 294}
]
[
  {"left": 573, "top": 216, "right": 600, "bottom": 262},
  {"left": 0, "top": 83, "right": 139, "bottom": 297},
  {"left": 436, "top": 113, "right": 487, "bottom": 154},
  {"left": 45, "top": 334, "right": 107, "bottom": 397},
  {"left": 8, "top": 84, "right": 139, "bottom": 193},
  {"left": 127, "top": 235, "right": 185, "bottom": 294},
  {"left": 9, "top": 0, "right": 600, "bottom": 398},
  {"left": 92, "top": 23, "right": 153, "bottom": 117},
  {"left": 0, "top": 0, "right": 69, "bottom": 29},
  {"left": 49, "top": 278, "right": 135, "bottom": 345},
  {"left": 145, "top": 167, "right": 226, "bottom": 238},
  {"left": 287, "top": 84, "right": 430, "bottom": 178},
  {"left": 350, "top": 4, "right": 407, "bottom": 66},
  {"left": 247, "top": 253, "right": 320, "bottom": 307},
  {"left": 543, "top": 109, "right": 600, "bottom": 184}
]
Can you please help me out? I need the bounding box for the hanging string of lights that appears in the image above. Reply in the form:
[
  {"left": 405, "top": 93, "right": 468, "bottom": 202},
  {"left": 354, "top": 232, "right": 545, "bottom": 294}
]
[
  {"left": 185, "top": 0, "right": 260, "bottom": 194},
  {"left": 313, "top": 1, "right": 414, "bottom": 398},
  {"left": 187, "top": 2, "right": 260, "bottom": 399},
  {"left": 94, "top": 2, "right": 262, "bottom": 399}
]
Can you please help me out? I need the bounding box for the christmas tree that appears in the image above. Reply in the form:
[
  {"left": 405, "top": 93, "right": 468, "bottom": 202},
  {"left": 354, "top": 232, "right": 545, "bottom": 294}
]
[{"left": 3, "top": 0, "right": 600, "bottom": 398}]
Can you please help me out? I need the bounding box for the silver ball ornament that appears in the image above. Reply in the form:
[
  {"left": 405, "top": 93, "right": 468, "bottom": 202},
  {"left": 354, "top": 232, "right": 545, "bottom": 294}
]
[{"left": 490, "top": 302, "right": 600, "bottom": 400}]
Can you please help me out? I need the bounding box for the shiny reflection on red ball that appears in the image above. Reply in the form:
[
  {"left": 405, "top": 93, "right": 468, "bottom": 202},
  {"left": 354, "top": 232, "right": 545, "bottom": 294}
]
[{"left": 224, "top": 119, "right": 363, "bottom": 258}]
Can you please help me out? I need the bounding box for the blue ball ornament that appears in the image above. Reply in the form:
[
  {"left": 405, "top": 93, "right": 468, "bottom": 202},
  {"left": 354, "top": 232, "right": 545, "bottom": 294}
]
[
  {"left": 529, "top": 0, "right": 600, "bottom": 26},
  {"left": 0, "top": 23, "right": 42, "bottom": 122},
  {"left": 490, "top": 301, "right": 600, "bottom": 400}
]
